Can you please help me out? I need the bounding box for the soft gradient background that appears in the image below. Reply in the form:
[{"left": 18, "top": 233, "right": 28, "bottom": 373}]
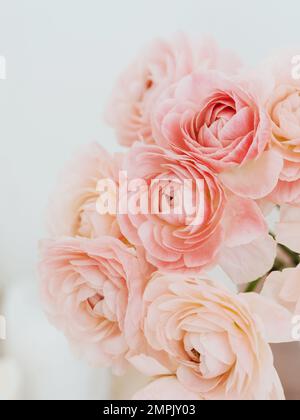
[{"left": 0, "top": 0, "right": 300, "bottom": 400}]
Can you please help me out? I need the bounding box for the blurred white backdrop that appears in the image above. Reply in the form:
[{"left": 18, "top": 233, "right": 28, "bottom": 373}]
[{"left": 0, "top": 0, "right": 300, "bottom": 400}]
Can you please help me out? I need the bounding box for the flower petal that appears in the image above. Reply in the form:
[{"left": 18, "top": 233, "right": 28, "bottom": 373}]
[
  {"left": 219, "top": 151, "right": 283, "bottom": 199},
  {"left": 242, "top": 293, "right": 294, "bottom": 343},
  {"left": 133, "top": 376, "right": 201, "bottom": 400},
  {"left": 218, "top": 234, "right": 277, "bottom": 284}
]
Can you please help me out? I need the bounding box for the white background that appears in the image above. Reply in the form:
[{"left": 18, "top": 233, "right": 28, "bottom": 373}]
[{"left": 0, "top": 0, "right": 299, "bottom": 399}]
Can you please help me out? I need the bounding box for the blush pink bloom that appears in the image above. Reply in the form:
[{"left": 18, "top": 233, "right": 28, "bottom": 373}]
[
  {"left": 276, "top": 204, "right": 300, "bottom": 253},
  {"left": 48, "top": 143, "right": 122, "bottom": 239},
  {"left": 131, "top": 273, "right": 292, "bottom": 400},
  {"left": 40, "top": 236, "right": 153, "bottom": 374},
  {"left": 106, "top": 35, "right": 241, "bottom": 147},
  {"left": 262, "top": 265, "right": 300, "bottom": 318},
  {"left": 118, "top": 144, "right": 276, "bottom": 283},
  {"left": 153, "top": 71, "right": 283, "bottom": 200},
  {"left": 265, "top": 51, "right": 300, "bottom": 205}
]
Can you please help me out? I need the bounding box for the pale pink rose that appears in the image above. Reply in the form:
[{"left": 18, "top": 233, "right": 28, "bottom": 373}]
[
  {"left": 265, "top": 51, "right": 300, "bottom": 205},
  {"left": 132, "top": 273, "right": 292, "bottom": 400},
  {"left": 153, "top": 71, "right": 283, "bottom": 200},
  {"left": 117, "top": 144, "right": 276, "bottom": 283},
  {"left": 106, "top": 35, "right": 241, "bottom": 147},
  {"left": 39, "top": 236, "right": 153, "bottom": 374},
  {"left": 276, "top": 204, "right": 300, "bottom": 253},
  {"left": 262, "top": 265, "right": 300, "bottom": 317},
  {"left": 48, "top": 143, "right": 122, "bottom": 240}
]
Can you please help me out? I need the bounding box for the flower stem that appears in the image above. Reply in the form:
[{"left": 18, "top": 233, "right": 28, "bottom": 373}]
[{"left": 245, "top": 279, "right": 261, "bottom": 293}]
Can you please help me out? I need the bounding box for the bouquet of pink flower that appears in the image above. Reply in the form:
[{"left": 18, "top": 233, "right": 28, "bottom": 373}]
[{"left": 39, "top": 35, "right": 300, "bottom": 400}]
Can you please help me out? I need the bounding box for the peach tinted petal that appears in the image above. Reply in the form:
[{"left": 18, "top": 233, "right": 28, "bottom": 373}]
[
  {"left": 219, "top": 150, "right": 283, "bottom": 200},
  {"left": 218, "top": 234, "right": 277, "bottom": 284},
  {"left": 222, "top": 196, "right": 267, "bottom": 247},
  {"left": 128, "top": 354, "right": 172, "bottom": 377},
  {"left": 242, "top": 293, "right": 293, "bottom": 343},
  {"left": 133, "top": 376, "right": 201, "bottom": 400},
  {"left": 276, "top": 205, "right": 300, "bottom": 253},
  {"left": 262, "top": 265, "right": 300, "bottom": 316}
]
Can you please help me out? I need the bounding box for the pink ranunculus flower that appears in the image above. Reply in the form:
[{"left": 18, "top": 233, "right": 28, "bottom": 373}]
[
  {"left": 106, "top": 35, "right": 241, "bottom": 147},
  {"left": 153, "top": 71, "right": 283, "bottom": 200},
  {"left": 132, "top": 273, "right": 292, "bottom": 400},
  {"left": 117, "top": 144, "right": 225, "bottom": 275},
  {"left": 117, "top": 143, "right": 277, "bottom": 283},
  {"left": 262, "top": 265, "right": 300, "bottom": 318},
  {"left": 40, "top": 236, "right": 153, "bottom": 374},
  {"left": 276, "top": 204, "right": 300, "bottom": 254},
  {"left": 265, "top": 51, "right": 300, "bottom": 205},
  {"left": 48, "top": 142, "right": 122, "bottom": 240}
]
